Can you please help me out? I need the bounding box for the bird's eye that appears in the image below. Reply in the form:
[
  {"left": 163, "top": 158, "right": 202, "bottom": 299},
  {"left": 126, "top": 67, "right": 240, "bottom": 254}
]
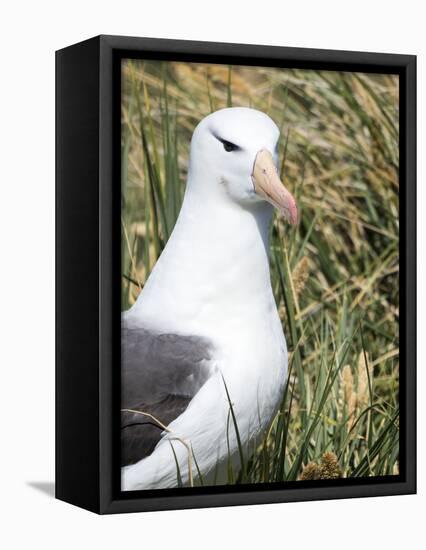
[
  {"left": 222, "top": 140, "right": 238, "bottom": 152},
  {"left": 211, "top": 131, "right": 240, "bottom": 152}
]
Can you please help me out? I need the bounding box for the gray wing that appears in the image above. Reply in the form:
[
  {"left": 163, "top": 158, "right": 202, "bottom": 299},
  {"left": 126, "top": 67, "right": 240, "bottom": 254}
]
[{"left": 121, "top": 315, "right": 214, "bottom": 466}]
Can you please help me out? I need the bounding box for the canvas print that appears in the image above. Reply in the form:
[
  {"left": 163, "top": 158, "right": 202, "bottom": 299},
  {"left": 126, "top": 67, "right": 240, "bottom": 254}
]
[{"left": 120, "top": 59, "right": 399, "bottom": 491}]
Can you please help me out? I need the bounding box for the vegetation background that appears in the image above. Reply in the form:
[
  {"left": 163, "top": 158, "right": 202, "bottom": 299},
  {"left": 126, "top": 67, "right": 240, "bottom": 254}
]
[{"left": 120, "top": 59, "right": 400, "bottom": 483}]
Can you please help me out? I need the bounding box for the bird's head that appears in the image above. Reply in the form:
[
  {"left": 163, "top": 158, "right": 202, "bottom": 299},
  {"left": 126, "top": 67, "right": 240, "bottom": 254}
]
[{"left": 188, "top": 107, "right": 298, "bottom": 225}]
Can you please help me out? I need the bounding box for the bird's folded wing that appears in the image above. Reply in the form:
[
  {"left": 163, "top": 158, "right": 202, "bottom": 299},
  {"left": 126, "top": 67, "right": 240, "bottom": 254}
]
[{"left": 121, "top": 315, "right": 214, "bottom": 466}]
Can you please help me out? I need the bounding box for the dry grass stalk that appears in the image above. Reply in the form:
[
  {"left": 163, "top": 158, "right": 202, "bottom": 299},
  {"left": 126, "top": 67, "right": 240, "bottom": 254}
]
[
  {"left": 357, "top": 351, "right": 371, "bottom": 410},
  {"left": 338, "top": 364, "right": 357, "bottom": 427},
  {"left": 292, "top": 256, "right": 310, "bottom": 297}
]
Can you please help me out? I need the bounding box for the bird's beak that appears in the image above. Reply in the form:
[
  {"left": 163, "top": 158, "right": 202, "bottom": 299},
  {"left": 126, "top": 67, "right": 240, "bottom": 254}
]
[{"left": 251, "top": 149, "right": 298, "bottom": 225}]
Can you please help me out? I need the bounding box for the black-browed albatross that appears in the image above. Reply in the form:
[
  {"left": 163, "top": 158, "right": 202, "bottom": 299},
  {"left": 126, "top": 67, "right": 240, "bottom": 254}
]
[{"left": 121, "top": 107, "right": 297, "bottom": 490}]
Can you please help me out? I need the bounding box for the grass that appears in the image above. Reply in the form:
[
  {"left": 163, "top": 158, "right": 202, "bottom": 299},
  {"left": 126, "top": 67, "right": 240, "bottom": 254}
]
[{"left": 120, "top": 59, "right": 400, "bottom": 483}]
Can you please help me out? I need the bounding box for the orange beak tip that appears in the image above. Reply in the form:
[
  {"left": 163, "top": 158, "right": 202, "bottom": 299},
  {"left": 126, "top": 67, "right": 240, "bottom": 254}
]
[
  {"left": 279, "top": 199, "right": 298, "bottom": 226},
  {"left": 289, "top": 205, "right": 298, "bottom": 226}
]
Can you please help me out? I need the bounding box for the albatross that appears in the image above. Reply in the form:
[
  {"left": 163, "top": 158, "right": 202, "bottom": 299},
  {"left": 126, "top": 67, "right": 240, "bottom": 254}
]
[{"left": 121, "top": 107, "right": 298, "bottom": 490}]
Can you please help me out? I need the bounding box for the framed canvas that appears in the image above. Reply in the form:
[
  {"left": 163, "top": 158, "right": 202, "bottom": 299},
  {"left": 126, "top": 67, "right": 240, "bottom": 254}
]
[{"left": 56, "top": 35, "right": 416, "bottom": 514}]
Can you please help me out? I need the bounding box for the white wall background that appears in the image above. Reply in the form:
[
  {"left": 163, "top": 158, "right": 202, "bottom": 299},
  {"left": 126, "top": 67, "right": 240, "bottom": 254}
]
[{"left": 0, "top": 1, "right": 423, "bottom": 548}]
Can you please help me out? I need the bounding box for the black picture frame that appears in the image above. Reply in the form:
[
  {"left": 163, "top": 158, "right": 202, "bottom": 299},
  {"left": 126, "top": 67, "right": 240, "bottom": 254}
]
[{"left": 56, "top": 35, "right": 416, "bottom": 514}]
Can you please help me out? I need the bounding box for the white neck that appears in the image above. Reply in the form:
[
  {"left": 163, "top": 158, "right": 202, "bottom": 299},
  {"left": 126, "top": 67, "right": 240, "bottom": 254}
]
[{"left": 129, "top": 170, "right": 276, "bottom": 336}]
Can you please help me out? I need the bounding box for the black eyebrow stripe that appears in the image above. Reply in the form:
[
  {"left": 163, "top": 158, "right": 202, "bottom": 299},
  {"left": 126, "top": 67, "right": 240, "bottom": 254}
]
[{"left": 211, "top": 131, "right": 241, "bottom": 150}]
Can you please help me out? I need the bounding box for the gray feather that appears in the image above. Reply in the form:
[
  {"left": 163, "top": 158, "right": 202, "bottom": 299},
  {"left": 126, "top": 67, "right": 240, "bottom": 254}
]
[{"left": 121, "top": 314, "right": 214, "bottom": 465}]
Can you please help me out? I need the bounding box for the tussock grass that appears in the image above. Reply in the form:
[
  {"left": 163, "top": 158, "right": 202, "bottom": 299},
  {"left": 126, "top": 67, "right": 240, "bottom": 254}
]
[{"left": 121, "top": 59, "right": 399, "bottom": 482}]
